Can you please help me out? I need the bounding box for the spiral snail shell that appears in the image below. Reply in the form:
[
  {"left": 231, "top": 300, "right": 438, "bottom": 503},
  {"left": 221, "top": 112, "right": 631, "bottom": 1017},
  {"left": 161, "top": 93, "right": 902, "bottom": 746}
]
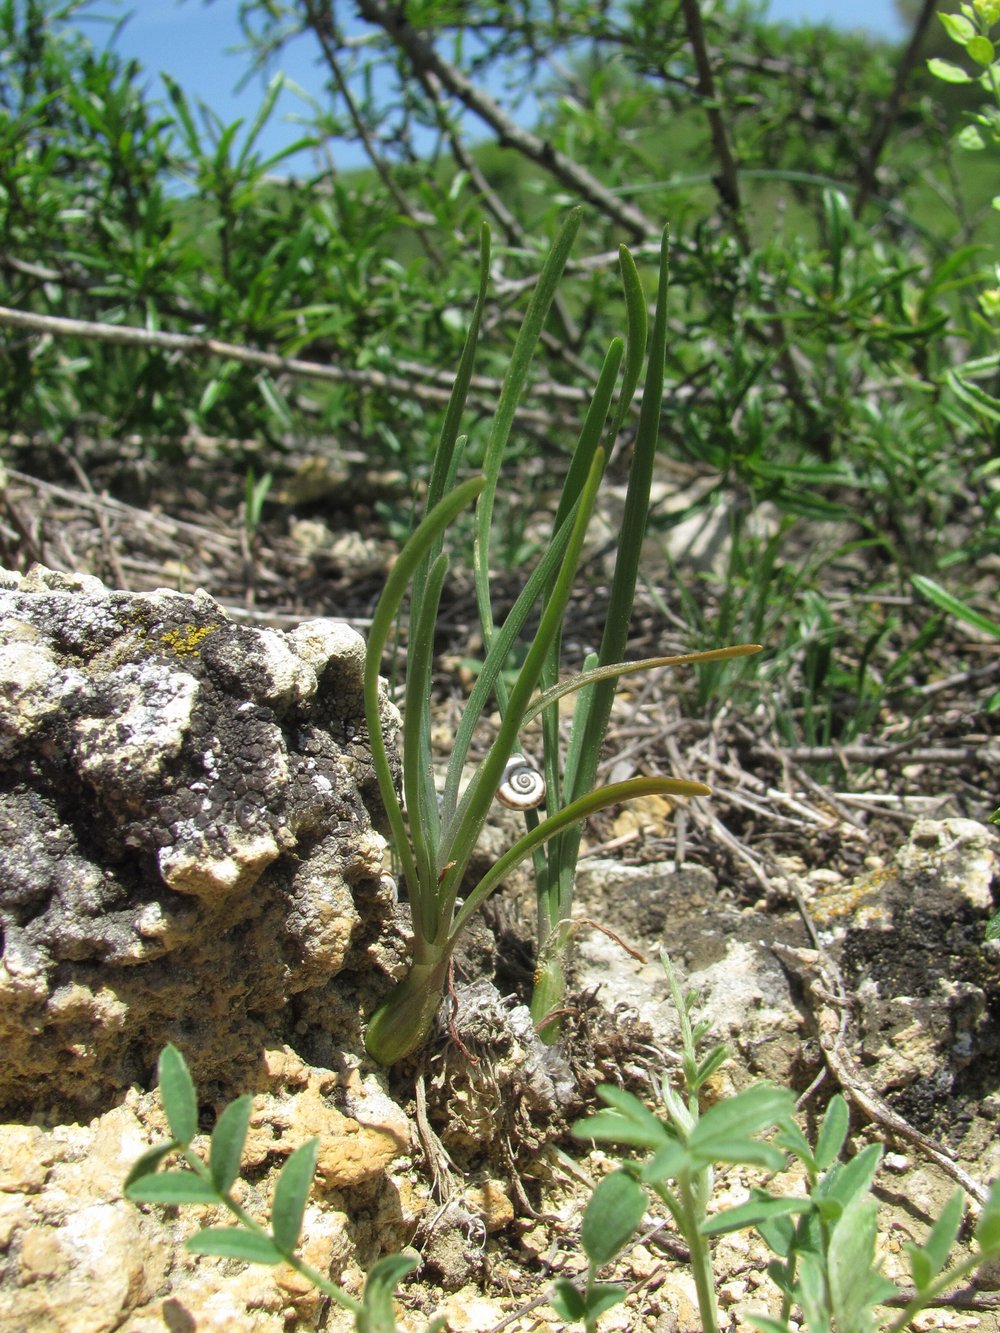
[{"left": 496, "top": 756, "right": 546, "bottom": 810}]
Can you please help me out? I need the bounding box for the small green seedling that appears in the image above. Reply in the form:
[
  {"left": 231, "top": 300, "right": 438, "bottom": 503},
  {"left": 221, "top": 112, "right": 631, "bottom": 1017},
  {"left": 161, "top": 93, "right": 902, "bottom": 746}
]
[
  {"left": 125, "top": 1045, "right": 443, "bottom": 1333},
  {"left": 719, "top": 1096, "right": 1000, "bottom": 1333},
  {"left": 561, "top": 953, "right": 1000, "bottom": 1333},
  {"left": 243, "top": 465, "right": 273, "bottom": 540},
  {"left": 565, "top": 954, "right": 795, "bottom": 1332}
]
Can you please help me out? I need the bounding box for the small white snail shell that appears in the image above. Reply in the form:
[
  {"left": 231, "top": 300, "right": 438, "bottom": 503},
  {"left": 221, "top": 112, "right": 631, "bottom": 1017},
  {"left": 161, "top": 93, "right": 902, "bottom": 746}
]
[{"left": 496, "top": 756, "right": 546, "bottom": 810}]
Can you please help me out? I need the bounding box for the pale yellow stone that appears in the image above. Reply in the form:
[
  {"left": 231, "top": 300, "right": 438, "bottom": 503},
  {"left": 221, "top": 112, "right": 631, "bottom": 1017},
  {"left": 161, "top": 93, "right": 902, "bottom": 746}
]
[{"left": 464, "top": 1180, "right": 514, "bottom": 1233}]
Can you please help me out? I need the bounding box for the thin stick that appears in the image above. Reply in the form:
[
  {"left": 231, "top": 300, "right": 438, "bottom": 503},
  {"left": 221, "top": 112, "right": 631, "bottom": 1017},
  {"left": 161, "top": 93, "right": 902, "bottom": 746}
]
[
  {"left": 853, "top": 0, "right": 941, "bottom": 218},
  {"left": 773, "top": 936, "right": 991, "bottom": 1206},
  {"left": 0, "top": 305, "right": 591, "bottom": 424}
]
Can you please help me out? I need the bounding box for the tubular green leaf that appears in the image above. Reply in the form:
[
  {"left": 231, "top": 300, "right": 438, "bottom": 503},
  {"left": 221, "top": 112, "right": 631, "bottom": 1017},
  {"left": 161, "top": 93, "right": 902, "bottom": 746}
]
[
  {"left": 364, "top": 952, "right": 452, "bottom": 1065},
  {"left": 363, "top": 476, "right": 484, "bottom": 911},
  {"left": 439, "top": 496, "right": 583, "bottom": 835},
  {"left": 438, "top": 445, "right": 606, "bottom": 920},
  {"left": 427, "top": 223, "right": 491, "bottom": 512},
  {"left": 523, "top": 645, "right": 763, "bottom": 724},
  {"left": 403, "top": 551, "right": 449, "bottom": 935},
  {"left": 539, "top": 335, "right": 627, "bottom": 819},
  {"left": 566, "top": 226, "right": 670, "bottom": 804},
  {"left": 609, "top": 244, "right": 648, "bottom": 439},
  {"left": 474, "top": 209, "right": 583, "bottom": 648},
  {"left": 412, "top": 225, "right": 491, "bottom": 630}
]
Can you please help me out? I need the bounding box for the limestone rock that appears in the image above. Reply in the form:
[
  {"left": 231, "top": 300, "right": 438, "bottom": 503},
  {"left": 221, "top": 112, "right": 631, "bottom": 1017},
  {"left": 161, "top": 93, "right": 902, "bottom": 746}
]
[{"left": 0, "top": 564, "right": 396, "bottom": 1119}]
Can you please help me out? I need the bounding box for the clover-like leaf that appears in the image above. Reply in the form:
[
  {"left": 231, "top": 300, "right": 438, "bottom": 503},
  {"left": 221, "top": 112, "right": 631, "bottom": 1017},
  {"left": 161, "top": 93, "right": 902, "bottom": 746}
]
[
  {"left": 572, "top": 1085, "right": 671, "bottom": 1151},
  {"left": 123, "top": 1140, "right": 179, "bottom": 1192},
  {"left": 907, "top": 1188, "right": 963, "bottom": 1291},
  {"left": 186, "top": 1227, "right": 284, "bottom": 1264},
  {"left": 814, "top": 1094, "right": 849, "bottom": 1171},
  {"left": 828, "top": 1194, "right": 898, "bottom": 1330},
  {"left": 209, "top": 1094, "right": 253, "bottom": 1195},
  {"left": 158, "top": 1045, "right": 198, "bottom": 1146},
  {"left": 581, "top": 1170, "right": 646, "bottom": 1266},
  {"left": 125, "top": 1170, "right": 219, "bottom": 1206},
  {"left": 357, "top": 1252, "right": 420, "bottom": 1332},
  {"left": 975, "top": 1178, "right": 1000, "bottom": 1255},
  {"left": 701, "top": 1189, "right": 808, "bottom": 1237},
  {"left": 271, "top": 1138, "right": 319, "bottom": 1255}
]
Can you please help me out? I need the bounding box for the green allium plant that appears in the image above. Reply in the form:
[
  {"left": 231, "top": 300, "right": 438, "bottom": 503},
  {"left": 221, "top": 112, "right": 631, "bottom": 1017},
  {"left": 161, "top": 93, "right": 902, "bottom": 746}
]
[{"left": 362, "top": 215, "right": 759, "bottom": 1064}]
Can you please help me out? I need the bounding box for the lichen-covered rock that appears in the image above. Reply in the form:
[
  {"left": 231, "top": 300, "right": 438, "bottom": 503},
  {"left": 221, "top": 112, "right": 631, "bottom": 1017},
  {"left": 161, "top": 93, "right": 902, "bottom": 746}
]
[{"left": 0, "top": 564, "right": 398, "bottom": 1119}]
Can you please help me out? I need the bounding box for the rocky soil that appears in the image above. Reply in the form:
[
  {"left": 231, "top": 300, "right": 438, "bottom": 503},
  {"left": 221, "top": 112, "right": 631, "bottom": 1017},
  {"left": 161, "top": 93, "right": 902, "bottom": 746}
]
[{"left": 1, "top": 437, "right": 999, "bottom": 1332}]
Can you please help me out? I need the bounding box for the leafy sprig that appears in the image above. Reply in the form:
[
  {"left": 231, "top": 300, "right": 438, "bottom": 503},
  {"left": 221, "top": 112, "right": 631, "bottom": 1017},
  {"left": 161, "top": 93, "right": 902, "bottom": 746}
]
[
  {"left": 558, "top": 953, "right": 1000, "bottom": 1333},
  {"left": 125, "top": 1046, "right": 443, "bottom": 1333}
]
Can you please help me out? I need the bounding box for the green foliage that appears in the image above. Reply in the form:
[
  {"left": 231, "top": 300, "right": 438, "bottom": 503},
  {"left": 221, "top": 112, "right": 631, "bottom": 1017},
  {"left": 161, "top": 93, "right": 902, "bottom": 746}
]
[
  {"left": 567, "top": 954, "right": 795, "bottom": 1332},
  {"left": 929, "top": 0, "right": 1000, "bottom": 187},
  {"left": 2, "top": 0, "right": 997, "bottom": 760},
  {"left": 562, "top": 955, "right": 1000, "bottom": 1333},
  {"left": 125, "top": 1046, "right": 445, "bottom": 1332},
  {"left": 243, "top": 465, "right": 273, "bottom": 539}
]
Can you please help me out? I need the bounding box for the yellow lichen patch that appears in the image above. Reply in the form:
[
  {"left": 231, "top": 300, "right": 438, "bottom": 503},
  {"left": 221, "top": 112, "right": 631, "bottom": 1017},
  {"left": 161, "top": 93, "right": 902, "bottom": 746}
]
[
  {"left": 811, "top": 863, "right": 895, "bottom": 927},
  {"left": 158, "top": 624, "right": 217, "bottom": 657}
]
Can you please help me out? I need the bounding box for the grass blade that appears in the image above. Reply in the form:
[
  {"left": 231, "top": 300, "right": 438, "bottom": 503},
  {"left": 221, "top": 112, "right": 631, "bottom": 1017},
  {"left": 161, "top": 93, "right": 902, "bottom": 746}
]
[{"left": 912, "top": 574, "right": 1000, "bottom": 639}]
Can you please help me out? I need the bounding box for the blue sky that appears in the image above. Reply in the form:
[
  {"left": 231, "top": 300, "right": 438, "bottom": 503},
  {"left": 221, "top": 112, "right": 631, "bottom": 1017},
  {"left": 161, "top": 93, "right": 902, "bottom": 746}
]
[{"left": 82, "top": 1, "right": 908, "bottom": 177}]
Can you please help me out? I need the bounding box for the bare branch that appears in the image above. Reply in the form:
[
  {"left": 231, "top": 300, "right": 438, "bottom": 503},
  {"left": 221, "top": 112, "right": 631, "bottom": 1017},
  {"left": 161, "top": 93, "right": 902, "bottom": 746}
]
[
  {"left": 679, "top": 0, "right": 750, "bottom": 250},
  {"left": 300, "top": 0, "right": 445, "bottom": 267},
  {"left": 0, "top": 304, "right": 589, "bottom": 428},
  {"left": 353, "top": 0, "right": 652, "bottom": 240}
]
